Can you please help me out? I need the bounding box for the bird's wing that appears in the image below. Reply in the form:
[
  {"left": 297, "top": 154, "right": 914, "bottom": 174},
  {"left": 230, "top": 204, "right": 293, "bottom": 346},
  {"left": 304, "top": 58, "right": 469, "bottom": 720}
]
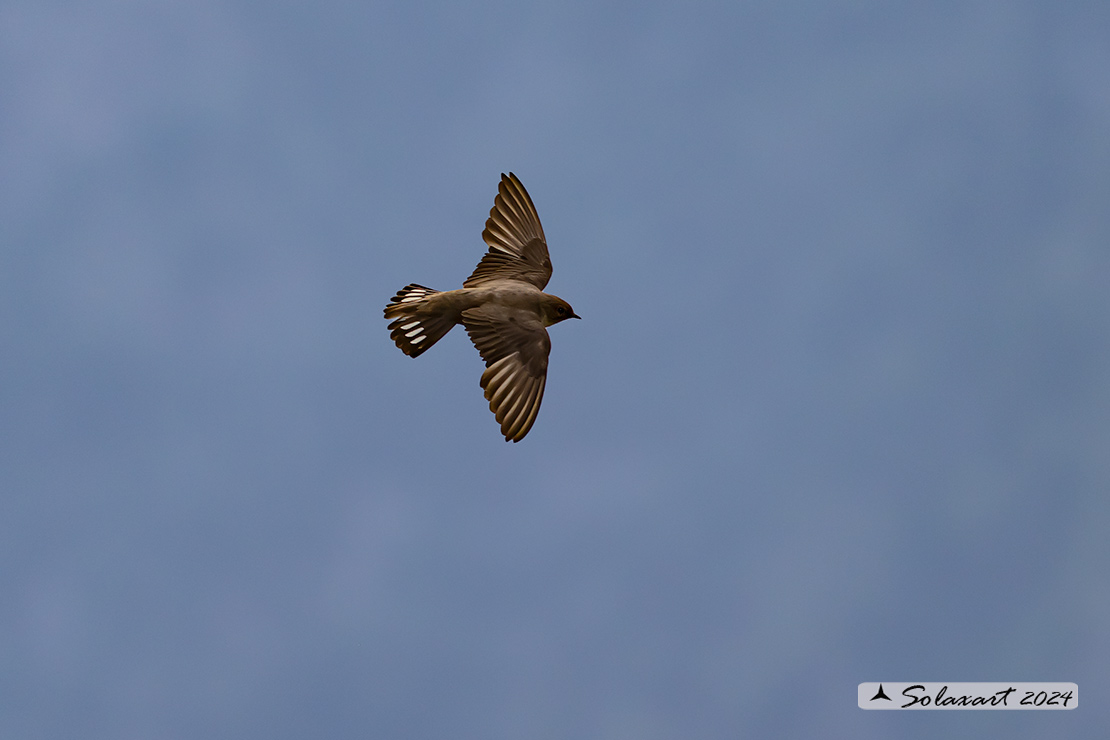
[
  {"left": 464, "top": 173, "right": 552, "bottom": 290},
  {"left": 461, "top": 305, "right": 551, "bottom": 442}
]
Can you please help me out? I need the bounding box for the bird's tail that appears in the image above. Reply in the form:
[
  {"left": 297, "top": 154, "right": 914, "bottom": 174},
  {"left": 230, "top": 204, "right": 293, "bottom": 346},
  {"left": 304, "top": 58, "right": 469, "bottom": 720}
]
[{"left": 384, "top": 284, "right": 456, "bottom": 357}]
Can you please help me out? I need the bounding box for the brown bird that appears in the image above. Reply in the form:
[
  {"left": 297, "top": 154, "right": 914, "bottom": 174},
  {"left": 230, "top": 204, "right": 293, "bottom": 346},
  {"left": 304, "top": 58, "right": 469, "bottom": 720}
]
[{"left": 384, "top": 173, "right": 579, "bottom": 442}]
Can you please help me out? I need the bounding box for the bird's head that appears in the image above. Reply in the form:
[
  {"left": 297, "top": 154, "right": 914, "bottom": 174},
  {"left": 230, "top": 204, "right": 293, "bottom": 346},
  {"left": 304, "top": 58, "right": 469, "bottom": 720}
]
[{"left": 542, "top": 296, "right": 580, "bottom": 326}]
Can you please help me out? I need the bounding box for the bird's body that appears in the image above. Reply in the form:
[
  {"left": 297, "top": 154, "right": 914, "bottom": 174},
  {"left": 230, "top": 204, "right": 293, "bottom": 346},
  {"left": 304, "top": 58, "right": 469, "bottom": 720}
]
[
  {"left": 392, "top": 282, "right": 563, "bottom": 331},
  {"left": 384, "top": 173, "right": 578, "bottom": 442}
]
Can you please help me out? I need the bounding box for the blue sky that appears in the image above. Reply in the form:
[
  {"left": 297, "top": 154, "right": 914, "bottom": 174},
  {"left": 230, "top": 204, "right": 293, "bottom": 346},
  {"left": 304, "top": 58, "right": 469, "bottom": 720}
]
[{"left": 2, "top": 1, "right": 1108, "bottom": 737}]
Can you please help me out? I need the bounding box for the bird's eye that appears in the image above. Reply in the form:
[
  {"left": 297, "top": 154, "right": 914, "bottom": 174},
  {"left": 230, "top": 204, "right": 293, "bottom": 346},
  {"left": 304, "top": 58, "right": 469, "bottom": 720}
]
[{"left": 557, "top": 307, "right": 565, "bottom": 314}]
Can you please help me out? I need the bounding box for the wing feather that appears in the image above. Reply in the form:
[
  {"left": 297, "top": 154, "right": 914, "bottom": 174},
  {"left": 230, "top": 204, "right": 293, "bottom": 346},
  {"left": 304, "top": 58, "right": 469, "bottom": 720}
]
[
  {"left": 462, "top": 305, "right": 552, "bottom": 442},
  {"left": 464, "top": 173, "right": 553, "bottom": 290}
]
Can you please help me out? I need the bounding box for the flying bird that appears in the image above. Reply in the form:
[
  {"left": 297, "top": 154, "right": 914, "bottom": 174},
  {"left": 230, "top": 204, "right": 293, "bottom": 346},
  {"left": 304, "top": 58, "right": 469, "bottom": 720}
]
[{"left": 384, "top": 173, "right": 579, "bottom": 442}]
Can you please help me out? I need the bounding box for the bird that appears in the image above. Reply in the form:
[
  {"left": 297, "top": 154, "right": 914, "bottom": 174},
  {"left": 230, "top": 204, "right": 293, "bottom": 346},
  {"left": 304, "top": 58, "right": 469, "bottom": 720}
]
[{"left": 384, "top": 173, "right": 579, "bottom": 442}]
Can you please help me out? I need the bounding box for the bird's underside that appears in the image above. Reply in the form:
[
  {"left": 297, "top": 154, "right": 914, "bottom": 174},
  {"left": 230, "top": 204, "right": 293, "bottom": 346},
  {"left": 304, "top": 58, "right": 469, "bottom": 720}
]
[{"left": 384, "top": 173, "right": 577, "bottom": 442}]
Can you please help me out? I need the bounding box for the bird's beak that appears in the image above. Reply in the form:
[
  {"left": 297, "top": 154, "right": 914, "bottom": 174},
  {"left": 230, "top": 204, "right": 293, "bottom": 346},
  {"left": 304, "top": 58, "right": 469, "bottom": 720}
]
[{"left": 570, "top": 311, "right": 581, "bottom": 319}]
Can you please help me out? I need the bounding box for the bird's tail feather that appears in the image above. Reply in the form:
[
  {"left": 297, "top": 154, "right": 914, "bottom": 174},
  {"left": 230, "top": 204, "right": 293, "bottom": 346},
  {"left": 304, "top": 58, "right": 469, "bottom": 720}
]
[{"left": 384, "top": 284, "right": 454, "bottom": 357}]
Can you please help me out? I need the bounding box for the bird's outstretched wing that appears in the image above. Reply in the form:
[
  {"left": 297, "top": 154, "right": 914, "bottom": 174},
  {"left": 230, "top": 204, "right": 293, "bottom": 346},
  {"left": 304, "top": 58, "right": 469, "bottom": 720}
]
[
  {"left": 461, "top": 304, "right": 551, "bottom": 442},
  {"left": 464, "top": 173, "right": 552, "bottom": 290}
]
